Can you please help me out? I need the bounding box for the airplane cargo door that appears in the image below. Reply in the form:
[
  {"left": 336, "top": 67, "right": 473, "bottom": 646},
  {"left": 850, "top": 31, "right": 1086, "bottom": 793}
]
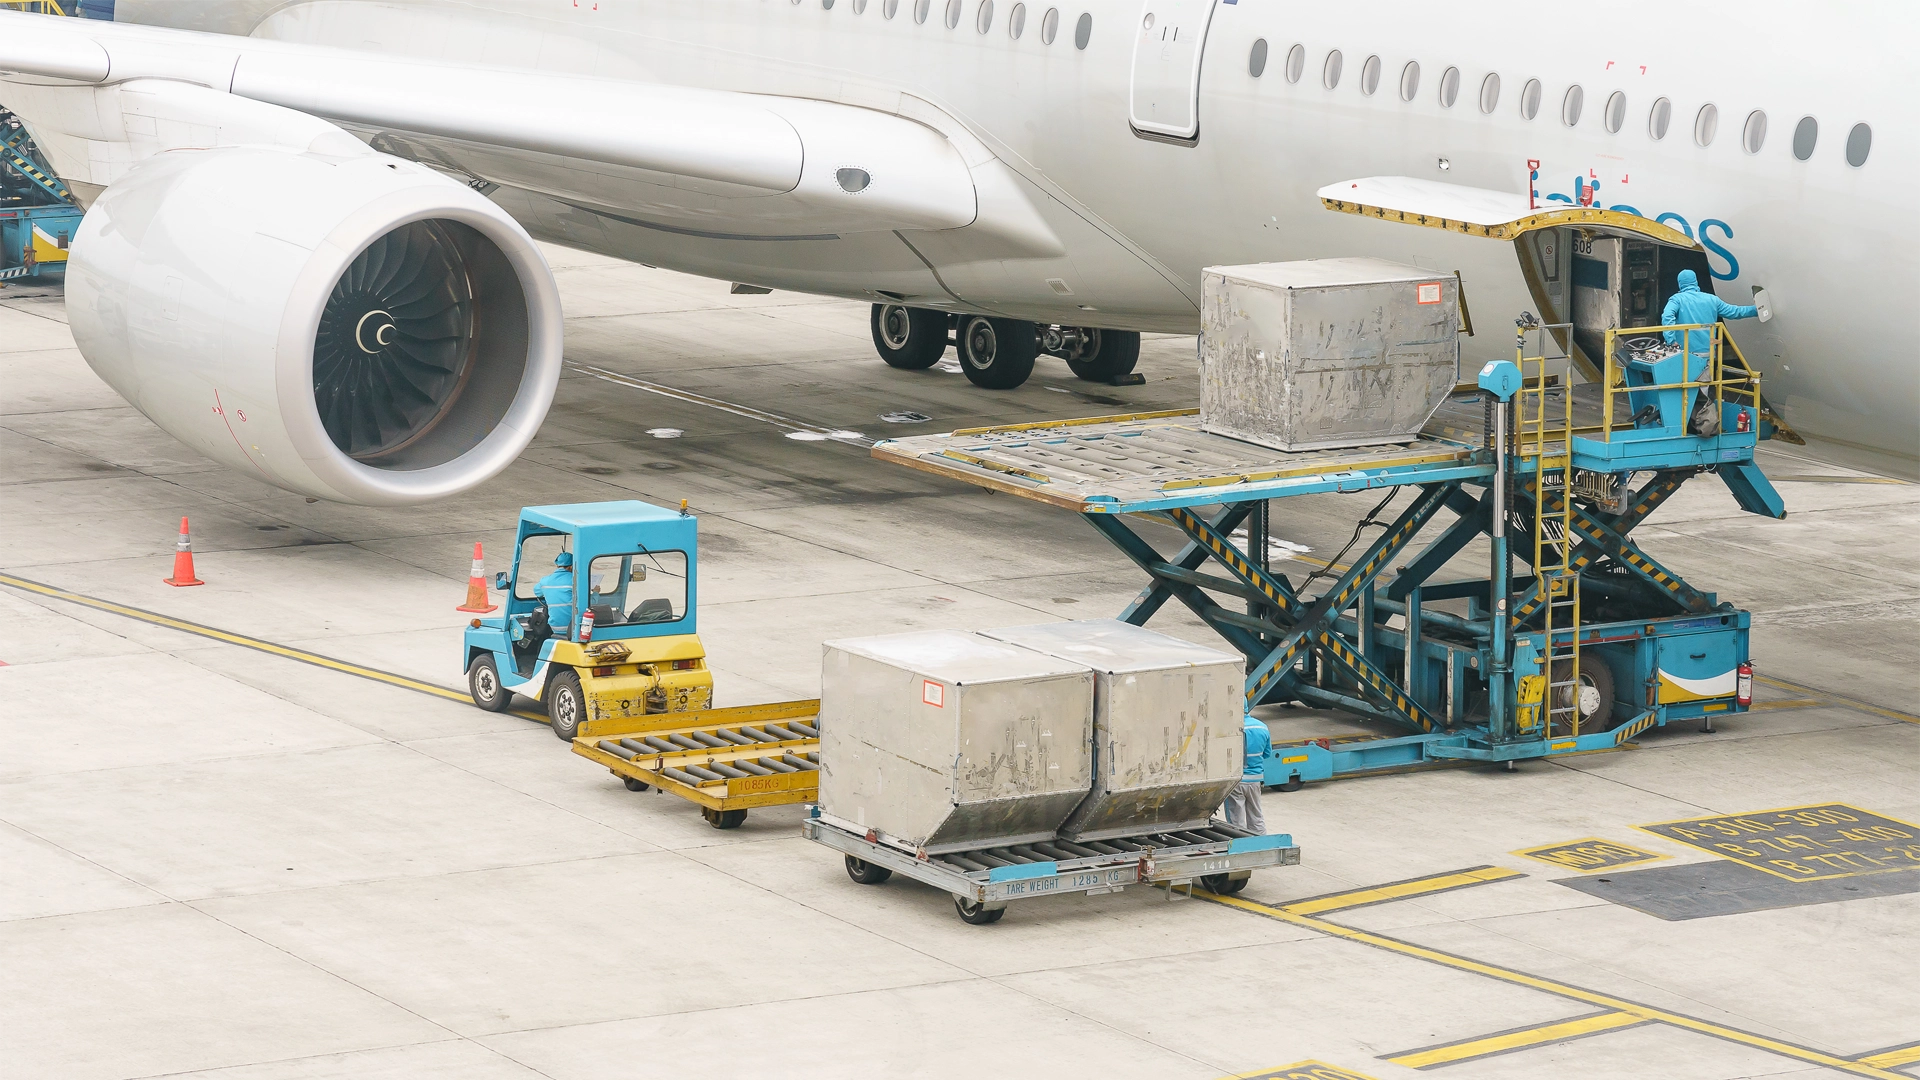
[{"left": 1129, "top": 0, "right": 1218, "bottom": 143}]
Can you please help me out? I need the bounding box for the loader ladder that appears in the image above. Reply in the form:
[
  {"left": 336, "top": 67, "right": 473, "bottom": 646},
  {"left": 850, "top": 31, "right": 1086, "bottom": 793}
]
[{"left": 1516, "top": 328, "right": 1581, "bottom": 738}]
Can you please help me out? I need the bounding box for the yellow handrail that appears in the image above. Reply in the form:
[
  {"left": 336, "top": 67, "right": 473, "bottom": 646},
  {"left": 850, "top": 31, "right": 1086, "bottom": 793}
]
[
  {"left": 1597, "top": 322, "right": 1761, "bottom": 441},
  {"left": 0, "top": 1, "right": 70, "bottom": 14}
]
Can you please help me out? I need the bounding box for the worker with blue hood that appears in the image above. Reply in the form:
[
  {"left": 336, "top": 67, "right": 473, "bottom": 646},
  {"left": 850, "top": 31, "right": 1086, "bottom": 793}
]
[
  {"left": 1662, "top": 269, "right": 1758, "bottom": 368},
  {"left": 536, "top": 550, "right": 577, "bottom": 639},
  {"left": 1626, "top": 269, "right": 1757, "bottom": 432}
]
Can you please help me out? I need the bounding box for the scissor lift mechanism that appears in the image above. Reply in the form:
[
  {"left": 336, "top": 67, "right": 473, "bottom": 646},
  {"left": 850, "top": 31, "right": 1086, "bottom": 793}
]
[{"left": 875, "top": 322, "right": 1785, "bottom": 785}]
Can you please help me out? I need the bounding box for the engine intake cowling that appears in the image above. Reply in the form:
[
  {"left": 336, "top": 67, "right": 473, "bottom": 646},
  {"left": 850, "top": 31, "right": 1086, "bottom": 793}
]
[{"left": 66, "top": 146, "right": 563, "bottom": 504}]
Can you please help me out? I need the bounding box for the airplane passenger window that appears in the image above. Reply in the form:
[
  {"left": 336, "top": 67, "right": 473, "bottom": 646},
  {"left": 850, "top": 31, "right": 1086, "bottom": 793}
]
[
  {"left": 1248, "top": 38, "right": 1268, "bottom": 78},
  {"left": 1041, "top": 6, "right": 1058, "bottom": 43},
  {"left": 976, "top": 0, "right": 992, "bottom": 32},
  {"left": 1399, "top": 61, "right": 1420, "bottom": 101},
  {"left": 1604, "top": 91, "right": 1626, "bottom": 133},
  {"left": 914, "top": 0, "right": 930, "bottom": 24},
  {"left": 1562, "top": 85, "right": 1583, "bottom": 126},
  {"left": 1009, "top": 1, "right": 1024, "bottom": 38},
  {"left": 1074, "top": 11, "right": 1091, "bottom": 49},
  {"left": 1323, "top": 49, "right": 1343, "bottom": 90},
  {"left": 1694, "top": 103, "right": 1718, "bottom": 146},
  {"left": 1360, "top": 55, "right": 1381, "bottom": 95},
  {"left": 945, "top": 0, "right": 960, "bottom": 29},
  {"left": 1479, "top": 73, "right": 1500, "bottom": 113},
  {"left": 1792, "top": 116, "right": 1817, "bottom": 160},
  {"left": 1438, "top": 66, "right": 1459, "bottom": 107},
  {"left": 1649, "top": 96, "right": 1671, "bottom": 139},
  {"left": 1519, "top": 78, "right": 1541, "bottom": 120},
  {"left": 1743, "top": 110, "right": 1767, "bottom": 154},
  {"left": 1846, "top": 123, "right": 1871, "bottom": 166},
  {"left": 1285, "top": 44, "right": 1306, "bottom": 84}
]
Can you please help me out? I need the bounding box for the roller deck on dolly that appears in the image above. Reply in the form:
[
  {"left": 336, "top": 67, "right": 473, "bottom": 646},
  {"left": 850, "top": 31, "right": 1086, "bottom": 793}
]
[
  {"left": 874, "top": 316, "right": 1787, "bottom": 788},
  {"left": 572, "top": 699, "right": 821, "bottom": 829}
]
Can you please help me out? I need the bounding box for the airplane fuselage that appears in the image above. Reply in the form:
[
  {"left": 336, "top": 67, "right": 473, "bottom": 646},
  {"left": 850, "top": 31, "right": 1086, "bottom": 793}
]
[{"left": 120, "top": 0, "right": 1920, "bottom": 461}]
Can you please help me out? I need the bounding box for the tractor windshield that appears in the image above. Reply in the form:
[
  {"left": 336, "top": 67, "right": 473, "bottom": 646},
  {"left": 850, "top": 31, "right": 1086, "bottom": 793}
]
[{"left": 586, "top": 550, "right": 688, "bottom": 627}]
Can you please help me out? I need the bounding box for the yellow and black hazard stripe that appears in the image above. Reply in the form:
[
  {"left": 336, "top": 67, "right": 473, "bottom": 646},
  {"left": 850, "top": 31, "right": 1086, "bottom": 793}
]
[
  {"left": 1314, "top": 630, "right": 1436, "bottom": 732},
  {"left": 1, "top": 137, "right": 72, "bottom": 202},
  {"left": 1166, "top": 506, "right": 1299, "bottom": 619}
]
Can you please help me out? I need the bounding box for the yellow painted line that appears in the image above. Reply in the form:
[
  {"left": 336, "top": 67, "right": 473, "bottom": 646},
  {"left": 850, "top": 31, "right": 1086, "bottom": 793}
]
[
  {"left": 1860, "top": 1042, "right": 1920, "bottom": 1068},
  {"left": 1200, "top": 887, "right": 1912, "bottom": 1080},
  {"left": 0, "top": 571, "right": 548, "bottom": 723},
  {"left": 1386, "top": 1010, "right": 1646, "bottom": 1069},
  {"left": 1756, "top": 674, "right": 1919, "bottom": 725},
  {"left": 1283, "top": 865, "right": 1521, "bottom": 916},
  {"left": 1747, "top": 698, "right": 1825, "bottom": 712}
]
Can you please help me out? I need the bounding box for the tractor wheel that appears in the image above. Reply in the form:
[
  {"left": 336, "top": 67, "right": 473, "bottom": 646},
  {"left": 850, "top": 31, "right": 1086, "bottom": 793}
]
[
  {"left": 548, "top": 670, "right": 585, "bottom": 741},
  {"left": 467, "top": 654, "right": 513, "bottom": 712}
]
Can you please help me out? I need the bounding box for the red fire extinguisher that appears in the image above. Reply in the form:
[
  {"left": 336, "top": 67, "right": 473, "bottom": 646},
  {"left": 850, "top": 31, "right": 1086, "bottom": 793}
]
[
  {"left": 579, "top": 608, "right": 596, "bottom": 643},
  {"left": 1736, "top": 661, "right": 1753, "bottom": 707},
  {"left": 1736, "top": 409, "right": 1751, "bottom": 433}
]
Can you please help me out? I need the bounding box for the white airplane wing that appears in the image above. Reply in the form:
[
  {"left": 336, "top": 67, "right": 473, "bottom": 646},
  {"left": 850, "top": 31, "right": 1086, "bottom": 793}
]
[{"left": 0, "top": 12, "right": 977, "bottom": 238}]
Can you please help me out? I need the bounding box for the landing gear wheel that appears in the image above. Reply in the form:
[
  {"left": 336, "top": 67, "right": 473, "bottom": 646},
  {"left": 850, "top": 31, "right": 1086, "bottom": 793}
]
[
  {"left": 870, "top": 304, "right": 948, "bottom": 370},
  {"left": 953, "top": 895, "right": 1006, "bottom": 925},
  {"left": 1065, "top": 329, "right": 1141, "bottom": 382},
  {"left": 467, "top": 654, "right": 513, "bottom": 712},
  {"left": 1549, "top": 659, "right": 1616, "bottom": 736},
  {"left": 703, "top": 807, "right": 748, "bottom": 830},
  {"left": 547, "top": 670, "right": 585, "bottom": 742},
  {"left": 957, "top": 315, "right": 1037, "bottom": 389},
  {"left": 845, "top": 856, "right": 893, "bottom": 885},
  {"left": 622, "top": 776, "right": 650, "bottom": 792}
]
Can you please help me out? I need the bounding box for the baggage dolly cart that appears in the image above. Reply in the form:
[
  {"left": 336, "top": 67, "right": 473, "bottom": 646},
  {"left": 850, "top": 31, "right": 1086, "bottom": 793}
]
[
  {"left": 572, "top": 699, "right": 821, "bottom": 829},
  {"left": 803, "top": 808, "right": 1299, "bottom": 924}
]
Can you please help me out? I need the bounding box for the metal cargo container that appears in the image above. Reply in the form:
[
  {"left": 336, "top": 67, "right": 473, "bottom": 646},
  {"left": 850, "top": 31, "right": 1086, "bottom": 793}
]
[
  {"left": 818, "top": 630, "right": 1094, "bottom": 853},
  {"left": 981, "top": 621, "right": 1244, "bottom": 841},
  {"left": 1200, "top": 258, "right": 1460, "bottom": 451}
]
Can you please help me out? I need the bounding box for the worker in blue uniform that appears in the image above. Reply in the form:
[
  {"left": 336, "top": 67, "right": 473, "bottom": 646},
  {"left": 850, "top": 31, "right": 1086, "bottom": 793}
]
[
  {"left": 535, "top": 550, "right": 577, "bottom": 640},
  {"left": 1222, "top": 714, "right": 1272, "bottom": 834},
  {"left": 1628, "top": 269, "right": 1757, "bottom": 433}
]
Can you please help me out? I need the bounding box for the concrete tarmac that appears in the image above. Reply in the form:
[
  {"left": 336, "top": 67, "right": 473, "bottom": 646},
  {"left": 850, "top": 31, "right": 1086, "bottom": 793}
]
[{"left": 1, "top": 247, "right": 1916, "bottom": 1080}]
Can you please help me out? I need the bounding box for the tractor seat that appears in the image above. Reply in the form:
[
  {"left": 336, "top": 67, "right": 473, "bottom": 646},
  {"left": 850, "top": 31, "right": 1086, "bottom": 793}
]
[
  {"left": 629, "top": 598, "right": 675, "bottom": 623},
  {"left": 588, "top": 603, "right": 622, "bottom": 627}
]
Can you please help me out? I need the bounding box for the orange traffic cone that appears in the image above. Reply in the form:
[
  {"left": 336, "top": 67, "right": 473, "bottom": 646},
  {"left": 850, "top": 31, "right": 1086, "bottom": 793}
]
[
  {"left": 456, "top": 541, "right": 498, "bottom": 613},
  {"left": 163, "top": 516, "right": 205, "bottom": 587}
]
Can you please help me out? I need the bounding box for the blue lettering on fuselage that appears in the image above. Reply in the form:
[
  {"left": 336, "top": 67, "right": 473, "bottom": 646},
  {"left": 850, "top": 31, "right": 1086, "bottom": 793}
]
[{"left": 1540, "top": 177, "right": 1739, "bottom": 281}]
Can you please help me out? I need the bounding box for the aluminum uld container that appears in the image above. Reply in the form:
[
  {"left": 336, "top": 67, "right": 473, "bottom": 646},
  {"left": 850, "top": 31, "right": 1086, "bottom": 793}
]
[
  {"left": 981, "top": 621, "right": 1244, "bottom": 842},
  {"left": 1201, "top": 258, "right": 1460, "bottom": 451},
  {"left": 819, "top": 630, "right": 1094, "bottom": 853}
]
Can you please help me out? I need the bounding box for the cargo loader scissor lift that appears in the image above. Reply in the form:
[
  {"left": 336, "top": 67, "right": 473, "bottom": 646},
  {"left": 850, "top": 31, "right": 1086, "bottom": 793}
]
[{"left": 873, "top": 317, "right": 1785, "bottom": 787}]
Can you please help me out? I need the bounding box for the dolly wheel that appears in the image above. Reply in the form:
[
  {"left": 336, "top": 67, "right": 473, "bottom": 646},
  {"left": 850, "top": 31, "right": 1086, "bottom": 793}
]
[
  {"left": 622, "top": 776, "right": 650, "bottom": 793},
  {"left": 954, "top": 896, "right": 1006, "bottom": 925},
  {"left": 703, "top": 807, "right": 748, "bottom": 830},
  {"left": 845, "top": 855, "right": 893, "bottom": 885},
  {"left": 547, "top": 670, "right": 585, "bottom": 741},
  {"left": 1199, "top": 873, "right": 1233, "bottom": 894},
  {"left": 1228, "top": 874, "right": 1250, "bottom": 894},
  {"left": 467, "top": 655, "right": 513, "bottom": 713}
]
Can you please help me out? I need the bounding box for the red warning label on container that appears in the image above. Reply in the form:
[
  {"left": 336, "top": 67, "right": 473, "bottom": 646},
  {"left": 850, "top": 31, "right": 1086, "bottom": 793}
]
[
  {"left": 923, "top": 680, "right": 944, "bottom": 707},
  {"left": 1417, "top": 282, "right": 1443, "bottom": 304}
]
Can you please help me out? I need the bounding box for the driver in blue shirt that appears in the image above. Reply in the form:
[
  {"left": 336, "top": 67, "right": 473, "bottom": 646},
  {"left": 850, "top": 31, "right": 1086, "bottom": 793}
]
[{"left": 535, "top": 551, "right": 576, "bottom": 640}]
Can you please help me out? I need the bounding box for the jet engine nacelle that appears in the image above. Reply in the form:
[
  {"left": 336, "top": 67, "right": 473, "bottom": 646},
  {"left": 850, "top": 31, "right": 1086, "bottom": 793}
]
[{"left": 67, "top": 146, "right": 563, "bottom": 504}]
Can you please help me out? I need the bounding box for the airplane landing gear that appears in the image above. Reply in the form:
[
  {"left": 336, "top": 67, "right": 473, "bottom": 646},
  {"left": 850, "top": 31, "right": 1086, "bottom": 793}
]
[
  {"left": 957, "top": 314, "right": 1038, "bottom": 389},
  {"left": 870, "top": 303, "right": 948, "bottom": 370},
  {"left": 1044, "top": 326, "right": 1140, "bottom": 383}
]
